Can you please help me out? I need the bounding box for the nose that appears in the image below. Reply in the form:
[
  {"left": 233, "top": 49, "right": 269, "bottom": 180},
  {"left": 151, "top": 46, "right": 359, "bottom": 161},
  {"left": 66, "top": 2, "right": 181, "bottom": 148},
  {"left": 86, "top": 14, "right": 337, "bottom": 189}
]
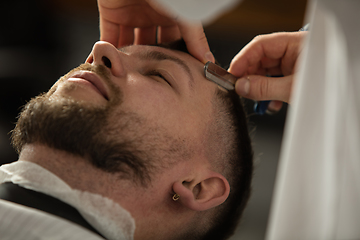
[{"left": 86, "top": 41, "right": 124, "bottom": 77}]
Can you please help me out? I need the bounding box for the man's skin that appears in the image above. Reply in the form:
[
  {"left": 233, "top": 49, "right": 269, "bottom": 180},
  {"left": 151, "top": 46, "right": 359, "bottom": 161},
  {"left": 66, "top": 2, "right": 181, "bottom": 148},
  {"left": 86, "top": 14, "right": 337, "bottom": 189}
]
[
  {"left": 16, "top": 41, "right": 230, "bottom": 240},
  {"left": 97, "top": 0, "right": 306, "bottom": 111},
  {"left": 229, "top": 31, "right": 306, "bottom": 110}
]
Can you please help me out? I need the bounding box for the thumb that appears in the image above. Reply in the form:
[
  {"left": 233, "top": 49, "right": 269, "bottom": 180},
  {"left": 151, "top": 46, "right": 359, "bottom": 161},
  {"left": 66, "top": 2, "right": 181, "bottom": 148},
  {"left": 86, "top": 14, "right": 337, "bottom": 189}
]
[{"left": 235, "top": 75, "right": 293, "bottom": 103}]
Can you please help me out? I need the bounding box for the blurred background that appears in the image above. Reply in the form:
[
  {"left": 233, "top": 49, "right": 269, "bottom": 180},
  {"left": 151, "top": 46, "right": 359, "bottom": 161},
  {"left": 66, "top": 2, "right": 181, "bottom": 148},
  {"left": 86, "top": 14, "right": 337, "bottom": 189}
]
[{"left": 0, "top": 0, "right": 307, "bottom": 239}]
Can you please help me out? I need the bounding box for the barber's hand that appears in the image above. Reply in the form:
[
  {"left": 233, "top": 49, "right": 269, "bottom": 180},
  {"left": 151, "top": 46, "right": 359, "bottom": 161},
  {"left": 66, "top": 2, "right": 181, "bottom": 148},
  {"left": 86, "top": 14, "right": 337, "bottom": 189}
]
[
  {"left": 98, "top": 0, "right": 215, "bottom": 63},
  {"left": 228, "top": 31, "right": 307, "bottom": 112}
]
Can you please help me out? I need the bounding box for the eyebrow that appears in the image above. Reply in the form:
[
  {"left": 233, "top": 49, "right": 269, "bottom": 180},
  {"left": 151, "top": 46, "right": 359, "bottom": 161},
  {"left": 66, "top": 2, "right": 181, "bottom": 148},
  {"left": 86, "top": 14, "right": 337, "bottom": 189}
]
[{"left": 137, "top": 50, "right": 195, "bottom": 88}]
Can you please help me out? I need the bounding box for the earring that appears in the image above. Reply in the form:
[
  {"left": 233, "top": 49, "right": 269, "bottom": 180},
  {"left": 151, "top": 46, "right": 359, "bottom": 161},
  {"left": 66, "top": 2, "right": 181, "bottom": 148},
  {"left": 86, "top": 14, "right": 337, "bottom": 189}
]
[{"left": 172, "top": 193, "right": 180, "bottom": 201}]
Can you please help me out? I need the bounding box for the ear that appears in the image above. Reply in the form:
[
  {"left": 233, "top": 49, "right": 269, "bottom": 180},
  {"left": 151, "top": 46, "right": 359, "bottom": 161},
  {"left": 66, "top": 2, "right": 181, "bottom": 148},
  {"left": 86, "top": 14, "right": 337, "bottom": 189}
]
[{"left": 172, "top": 171, "right": 230, "bottom": 211}]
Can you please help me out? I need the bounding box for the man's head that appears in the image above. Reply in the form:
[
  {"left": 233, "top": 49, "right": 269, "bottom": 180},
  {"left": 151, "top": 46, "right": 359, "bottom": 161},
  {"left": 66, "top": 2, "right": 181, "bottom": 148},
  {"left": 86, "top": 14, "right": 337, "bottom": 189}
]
[{"left": 11, "top": 40, "right": 253, "bottom": 240}]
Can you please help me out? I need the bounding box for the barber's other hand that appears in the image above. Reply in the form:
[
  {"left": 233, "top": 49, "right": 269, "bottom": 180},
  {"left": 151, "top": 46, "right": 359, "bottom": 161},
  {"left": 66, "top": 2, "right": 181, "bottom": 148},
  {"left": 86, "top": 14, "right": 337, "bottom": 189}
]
[
  {"left": 228, "top": 31, "right": 307, "bottom": 112},
  {"left": 98, "top": 0, "right": 215, "bottom": 63}
]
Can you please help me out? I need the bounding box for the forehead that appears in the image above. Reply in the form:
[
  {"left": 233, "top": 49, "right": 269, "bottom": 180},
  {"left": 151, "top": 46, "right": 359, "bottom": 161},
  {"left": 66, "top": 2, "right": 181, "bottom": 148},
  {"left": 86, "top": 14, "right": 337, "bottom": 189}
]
[
  {"left": 119, "top": 44, "right": 200, "bottom": 63},
  {"left": 120, "top": 44, "right": 207, "bottom": 85},
  {"left": 121, "top": 44, "right": 220, "bottom": 104}
]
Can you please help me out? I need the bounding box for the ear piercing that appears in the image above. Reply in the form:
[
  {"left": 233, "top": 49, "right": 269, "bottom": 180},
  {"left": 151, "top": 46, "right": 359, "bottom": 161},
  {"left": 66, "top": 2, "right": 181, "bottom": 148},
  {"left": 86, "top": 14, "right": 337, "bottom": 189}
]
[{"left": 172, "top": 193, "right": 180, "bottom": 201}]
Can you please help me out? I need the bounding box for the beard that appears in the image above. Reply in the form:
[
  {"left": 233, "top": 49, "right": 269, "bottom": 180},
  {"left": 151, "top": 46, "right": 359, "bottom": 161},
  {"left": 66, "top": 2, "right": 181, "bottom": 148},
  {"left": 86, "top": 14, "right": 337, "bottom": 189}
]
[{"left": 11, "top": 63, "right": 184, "bottom": 186}]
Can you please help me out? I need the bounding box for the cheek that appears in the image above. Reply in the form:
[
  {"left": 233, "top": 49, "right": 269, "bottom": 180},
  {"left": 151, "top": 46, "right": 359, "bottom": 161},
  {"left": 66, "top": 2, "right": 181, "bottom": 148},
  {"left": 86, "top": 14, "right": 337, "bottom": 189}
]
[
  {"left": 120, "top": 81, "right": 202, "bottom": 140},
  {"left": 117, "top": 76, "right": 213, "bottom": 141},
  {"left": 122, "top": 79, "right": 182, "bottom": 119},
  {"left": 46, "top": 80, "right": 63, "bottom": 96}
]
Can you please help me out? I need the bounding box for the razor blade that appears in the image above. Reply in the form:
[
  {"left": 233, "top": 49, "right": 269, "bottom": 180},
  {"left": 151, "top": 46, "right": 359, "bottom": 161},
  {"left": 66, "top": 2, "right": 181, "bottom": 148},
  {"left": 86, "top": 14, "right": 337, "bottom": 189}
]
[
  {"left": 204, "top": 61, "right": 236, "bottom": 91},
  {"left": 204, "top": 61, "right": 271, "bottom": 115}
]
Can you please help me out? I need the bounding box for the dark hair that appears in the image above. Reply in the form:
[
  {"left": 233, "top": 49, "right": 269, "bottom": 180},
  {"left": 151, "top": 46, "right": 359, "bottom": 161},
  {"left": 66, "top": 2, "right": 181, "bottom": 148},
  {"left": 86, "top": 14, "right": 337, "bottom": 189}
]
[
  {"left": 202, "top": 90, "right": 253, "bottom": 240},
  {"left": 162, "top": 40, "right": 254, "bottom": 240}
]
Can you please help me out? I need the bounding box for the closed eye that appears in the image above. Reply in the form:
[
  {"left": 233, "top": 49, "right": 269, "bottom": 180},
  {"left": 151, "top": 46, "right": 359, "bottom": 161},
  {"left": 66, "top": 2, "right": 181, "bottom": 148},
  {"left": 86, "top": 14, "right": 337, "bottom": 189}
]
[{"left": 146, "top": 70, "right": 171, "bottom": 86}]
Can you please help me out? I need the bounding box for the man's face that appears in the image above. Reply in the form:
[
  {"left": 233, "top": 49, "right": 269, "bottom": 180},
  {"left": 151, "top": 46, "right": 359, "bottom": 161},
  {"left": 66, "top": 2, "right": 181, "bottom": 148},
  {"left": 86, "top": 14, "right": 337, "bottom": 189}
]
[
  {"left": 13, "top": 41, "right": 219, "bottom": 184},
  {"left": 77, "top": 41, "right": 217, "bottom": 141}
]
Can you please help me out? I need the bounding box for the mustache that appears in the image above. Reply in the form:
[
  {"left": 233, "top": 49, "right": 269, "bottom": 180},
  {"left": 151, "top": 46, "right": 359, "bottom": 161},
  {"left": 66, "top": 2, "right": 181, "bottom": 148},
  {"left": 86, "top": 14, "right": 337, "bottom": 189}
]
[
  {"left": 73, "top": 63, "right": 112, "bottom": 84},
  {"left": 48, "top": 63, "right": 122, "bottom": 104}
]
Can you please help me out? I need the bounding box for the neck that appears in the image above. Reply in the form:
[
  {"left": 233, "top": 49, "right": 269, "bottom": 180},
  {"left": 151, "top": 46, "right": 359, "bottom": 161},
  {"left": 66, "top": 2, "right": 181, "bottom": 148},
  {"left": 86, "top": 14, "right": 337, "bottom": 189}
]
[
  {"left": 18, "top": 143, "right": 193, "bottom": 240},
  {"left": 18, "top": 143, "right": 123, "bottom": 198}
]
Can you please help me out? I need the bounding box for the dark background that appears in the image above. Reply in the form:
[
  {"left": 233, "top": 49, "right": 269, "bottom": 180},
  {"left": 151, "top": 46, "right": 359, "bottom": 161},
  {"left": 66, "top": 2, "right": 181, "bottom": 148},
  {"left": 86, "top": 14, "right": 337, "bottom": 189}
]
[{"left": 0, "top": 0, "right": 307, "bottom": 239}]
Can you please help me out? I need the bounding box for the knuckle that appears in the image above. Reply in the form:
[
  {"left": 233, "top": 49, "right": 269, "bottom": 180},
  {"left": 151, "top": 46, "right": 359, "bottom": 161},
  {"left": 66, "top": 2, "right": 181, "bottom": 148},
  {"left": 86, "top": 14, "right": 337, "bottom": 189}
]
[
  {"left": 197, "top": 33, "right": 207, "bottom": 42},
  {"left": 253, "top": 34, "right": 267, "bottom": 43},
  {"left": 258, "top": 79, "right": 269, "bottom": 99}
]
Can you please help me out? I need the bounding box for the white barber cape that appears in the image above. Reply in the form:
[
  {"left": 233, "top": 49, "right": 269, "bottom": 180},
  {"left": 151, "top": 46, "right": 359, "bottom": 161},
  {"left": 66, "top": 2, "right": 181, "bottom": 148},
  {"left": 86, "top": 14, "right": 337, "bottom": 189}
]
[
  {"left": 0, "top": 199, "right": 104, "bottom": 240},
  {"left": 161, "top": 0, "right": 360, "bottom": 239},
  {"left": 267, "top": 0, "right": 360, "bottom": 239},
  {"left": 0, "top": 161, "right": 135, "bottom": 240}
]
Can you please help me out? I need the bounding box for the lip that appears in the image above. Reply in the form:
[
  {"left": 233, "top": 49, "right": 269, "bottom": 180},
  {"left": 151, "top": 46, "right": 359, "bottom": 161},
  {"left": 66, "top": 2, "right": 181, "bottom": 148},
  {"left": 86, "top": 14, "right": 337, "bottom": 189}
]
[{"left": 67, "top": 71, "right": 109, "bottom": 100}]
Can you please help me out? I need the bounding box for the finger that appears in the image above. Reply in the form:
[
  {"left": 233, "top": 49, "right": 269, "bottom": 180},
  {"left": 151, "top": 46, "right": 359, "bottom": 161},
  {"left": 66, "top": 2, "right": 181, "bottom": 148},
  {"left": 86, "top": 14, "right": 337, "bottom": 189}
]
[
  {"left": 235, "top": 75, "right": 293, "bottom": 103},
  {"left": 280, "top": 32, "right": 307, "bottom": 75},
  {"left": 118, "top": 26, "right": 135, "bottom": 47},
  {"left": 178, "top": 21, "right": 214, "bottom": 64},
  {"left": 267, "top": 100, "right": 283, "bottom": 114},
  {"left": 158, "top": 25, "right": 181, "bottom": 44},
  {"left": 229, "top": 32, "right": 305, "bottom": 77},
  {"left": 244, "top": 58, "right": 283, "bottom": 76},
  {"left": 134, "top": 26, "right": 157, "bottom": 45},
  {"left": 229, "top": 36, "right": 269, "bottom": 77},
  {"left": 100, "top": 18, "right": 120, "bottom": 47},
  {"left": 247, "top": 62, "right": 262, "bottom": 75},
  {"left": 265, "top": 67, "right": 284, "bottom": 77},
  {"left": 261, "top": 57, "right": 281, "bottom": 70}
]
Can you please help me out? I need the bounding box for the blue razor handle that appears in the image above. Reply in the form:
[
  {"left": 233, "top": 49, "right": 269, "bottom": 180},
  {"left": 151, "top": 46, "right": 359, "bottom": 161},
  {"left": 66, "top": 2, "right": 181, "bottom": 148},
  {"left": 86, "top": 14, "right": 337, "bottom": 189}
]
[{"left": 254, "top": 101, "right": 271, "bottom": 115}]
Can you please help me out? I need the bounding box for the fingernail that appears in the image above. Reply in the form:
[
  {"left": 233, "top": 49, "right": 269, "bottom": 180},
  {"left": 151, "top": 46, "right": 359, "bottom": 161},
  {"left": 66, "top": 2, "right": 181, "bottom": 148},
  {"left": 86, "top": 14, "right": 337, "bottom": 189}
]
[
  {"left": 236, "top": 78, "right": 250, "bottom": 96},
  {"left": 266, "top": 101, "right": 282, "bottom": 114},
  {"left": 268, "top": 101, "right": 277, "bottom": 110},
  {"left": 204, "top": 51, "right": 215, "bottom": 63}
]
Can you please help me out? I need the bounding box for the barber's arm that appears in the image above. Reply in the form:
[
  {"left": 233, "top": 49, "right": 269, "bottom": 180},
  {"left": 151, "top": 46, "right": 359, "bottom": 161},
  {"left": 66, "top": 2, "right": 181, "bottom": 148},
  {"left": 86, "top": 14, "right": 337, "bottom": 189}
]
[
  {"left": 228, "top": 31, "right": 307, "bottom": 111},
  {"left": 97, "top": 0, "right": 215, "bottom": 63}
]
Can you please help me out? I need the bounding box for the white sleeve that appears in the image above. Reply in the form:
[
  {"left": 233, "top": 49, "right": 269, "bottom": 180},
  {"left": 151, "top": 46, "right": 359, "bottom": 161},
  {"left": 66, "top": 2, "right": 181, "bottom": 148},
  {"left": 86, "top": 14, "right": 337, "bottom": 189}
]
[
  {"left": 267, "top": 0, "right": 360, "bottom": 239},
  {"left": 153, "top": 0, "right": 242, "bottom": 24}
]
